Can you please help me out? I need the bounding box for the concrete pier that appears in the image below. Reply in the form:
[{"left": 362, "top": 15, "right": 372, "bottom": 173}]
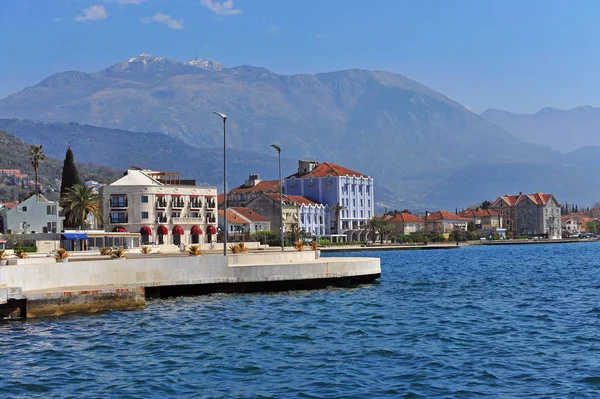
[{"left": 0, "top": 251, "right": 380, "bottom": 319}]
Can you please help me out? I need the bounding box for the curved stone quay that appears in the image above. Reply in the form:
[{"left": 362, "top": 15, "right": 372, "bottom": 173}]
[{"left": 0, "top": 251, "right": 381, "bottom": 319}]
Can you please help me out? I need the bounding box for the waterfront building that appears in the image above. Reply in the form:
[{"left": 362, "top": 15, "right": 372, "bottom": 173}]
[
  {"left": 101, "top": 168, "right": 218, "bottom": 249},
  {"left": 283, "top": 160, "right": 374, "bottom": 242},
  {"left": 490, "top": 192, "right": 561, "bottom": 238},
  {"left": 424, "top": 210, "right": 468, "bottom": 234},
  {"left": 458, "top": 209, "right": 503, "bottom": 230},
  {"left": 218, "top": 207, "right": 270, "bottom": 242},
  {"left": 386, "top": 212, "right": 425, "bottom": 235},
  {"left": 1, "top": 195, "right": 63, "bottom": 234},
  {"left": 245, "top": 193, "right": 327, "bottom": 239},
  {"left": 227, "top": 175, "right": 279, "bottom": 208}
]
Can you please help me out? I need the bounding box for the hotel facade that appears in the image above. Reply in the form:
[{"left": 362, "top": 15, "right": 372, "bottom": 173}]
[{"left": 101, "top": 169, "right": 218, "bottom": 249}]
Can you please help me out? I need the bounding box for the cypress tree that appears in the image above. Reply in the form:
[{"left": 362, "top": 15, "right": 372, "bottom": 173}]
[{"left": 60, "top": 147, "right": 81, "bottom": 198}]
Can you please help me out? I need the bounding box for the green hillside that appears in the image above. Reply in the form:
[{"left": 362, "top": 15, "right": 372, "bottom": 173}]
[{"left": 0, "top": 130, "right": 122, "bottom": 202}]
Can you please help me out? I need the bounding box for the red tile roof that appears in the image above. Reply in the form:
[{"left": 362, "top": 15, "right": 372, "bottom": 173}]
[
  {"left": 231, "top": 207, "right": 268, "bottom": 222},
  {"left": 287, "top": 162, "right": 369, "bottom": 179},
  {"left": 388, "top": 213, "right": 424, "bottom": 223},
  {"left": 4, "top": 202, "right": 18, "bottom": 209},
  {"left": 218, "top": 209, "right": 249, "bottom": 224},
  {"left": 458, "top": 209, "right": 499, "bottom": 218},
  {"left": 217, "top": 194, "right": 225, "bottom": 206},
  {"left": 498, "top": 192, "right": 556, "bottom": 206},
  {"left": 425, "top": 210, "right": 468, "bottom": 221},
  {"left": 229, "top": 180, "right": 280, "bottom": 195}
]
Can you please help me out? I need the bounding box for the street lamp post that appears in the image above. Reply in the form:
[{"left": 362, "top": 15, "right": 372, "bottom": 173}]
[
  {"left": 271, "top": 144, "right": 285, "bottom": 251},
  {"left": 213, "top": 111, "right": 228, "bottom": 256}
]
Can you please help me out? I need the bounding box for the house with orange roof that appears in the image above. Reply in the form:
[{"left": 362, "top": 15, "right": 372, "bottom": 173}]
[
  {"left": 283, "top": 160, "right": 374, "bottom": 242},
  {"left": 386, "top": 212, "right": 425, "bottom": 235},
  {"left": 490, "top": 192, "right": 561, "bottom": 238},
  {"left": 217, "top": 207, "right": 271, "bottom": 242},
  {"left": 227, "top": 174, "right": 280, "bottom": 208},
  {"left": 424, "top": 210, "right": 468, "bottom": 234},
  {"left": 458, "top": 208, "right": 503, "bottom": 230}
]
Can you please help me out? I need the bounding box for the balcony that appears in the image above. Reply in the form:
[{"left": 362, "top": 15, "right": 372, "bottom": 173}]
[
  {"left": 172, "top": 217, "right": 203, "bottom": 224},
  {"left": 155, "top": 200, "right": 167, "bottom": 208},
  {"left": 156, "top": 216, "right": 168, "bottom": 223},
  {"left": 110, "top": 216, "right": 128, "bottom": 224},
  {"left": 207, "top": 216, "right": 216, "bottom": 223},
  {"left": 109, "top": 199, "right": 128, "bottom": 208},
  {"left": 189, "top": 200, "right": 202, "bottom": 209},
  {"left": 206, "top": 201, "right": 216, "bottom": 209},
  {"left": 171, "top": 199, "right": 185, "bottom": 208}
]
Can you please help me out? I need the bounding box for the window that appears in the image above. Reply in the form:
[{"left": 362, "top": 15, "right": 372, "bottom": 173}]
[
  {"left": 22, "top": 206, "right": 28, "bottom": 212},
  {"left": 291, "top": 177, "right": 297, "bottom": 187},
  {"left": 141, "top": 196, "right": 148, "bottom": 203},
  {"left": 172, "top": 211, "right": 181, "bottom": 218},
  {"left": 308, "top": 177, "right": 314, "bottom": 186},
  {"left": 47, "top": 205, "right": 52, "bottom": 215},
  {"left": 360, "top": 199, "right": 364, "bottom": 206},
  {"left": 191, "top": 212, "right": 199, "bottom": 218},
  {"left": 141, "top": 212, "right": 149, "bottom": 219}
]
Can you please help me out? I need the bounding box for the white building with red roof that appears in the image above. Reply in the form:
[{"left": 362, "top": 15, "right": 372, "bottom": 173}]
[
  {"left": 283, "top": 160, "right": 374, "bottom": 242},
  {"left": 227, "top": 174, "right": 280, "bottom": 208},
  {"left": 490, "top": 192, "right": 561, "bottom": 238}
]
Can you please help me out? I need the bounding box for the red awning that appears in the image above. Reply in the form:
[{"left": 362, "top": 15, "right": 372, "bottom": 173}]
[
  {"left": 173, "top": 225, "right": 184, "bottom": 235},
  {"left": 206, "top": 196, "right": 214, "bottom": 199},
  {"left": 171, "top": 194, "right": 181, "bottom": 197},
  {"left": 208, "top": 225, "right": 217, "bottom": 234},
  {"left": 156, "top": 194, "right": 165, "bottom": 197},
  {"left": 113, "top": 227, "right": 126, "bottom": 233},
  {"left": 189, "top": 195, "right": 200, "bottom": 198},
  {"left": 140, "top": 226, "right": 152, "bottom": 235},
  {"left": 191, "top": 226, "right": 203, "bottom": 235},
  {"left": 158, "top": 225, "right": 168, "bottom": 235}
]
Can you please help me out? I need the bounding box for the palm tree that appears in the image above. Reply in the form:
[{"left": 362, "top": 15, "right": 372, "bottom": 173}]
[
  {"left": 366, "top": 216, "right": 382, "bottom": 243},
  {"left": 331, "top": 203, "right": 347, "bottom": 233},
  {"left": 28, "top": 144, "right": 45, "bottom": 201},
  {"left": 61, "top": 184, "right": 102, "bottom": 229}
]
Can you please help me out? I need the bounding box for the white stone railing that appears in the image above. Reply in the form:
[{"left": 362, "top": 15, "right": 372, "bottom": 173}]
[{"left": 172, "top": 217, "right": 203, "bottom": 224}]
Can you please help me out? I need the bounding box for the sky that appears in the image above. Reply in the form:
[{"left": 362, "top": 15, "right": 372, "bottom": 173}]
[{"left": 1, "top": 0, "right": 600, "bottom": 113}]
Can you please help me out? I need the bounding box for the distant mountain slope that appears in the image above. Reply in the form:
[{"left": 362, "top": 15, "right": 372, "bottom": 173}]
[
  {"left": 0, "top": 130, "right": 122, "bottom": 202},
  {"left": 0, "top": 118, "right": 291, "bottom": 190},
  {"left": 0, "top": 54, "right": 548, "bottom": 183},
  {"left": 481, "top": 106, "right": 600, "bottom": 152}
]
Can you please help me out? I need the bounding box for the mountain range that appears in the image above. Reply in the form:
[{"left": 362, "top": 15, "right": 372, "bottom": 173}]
[
  {"left": 0, "top": 54, "right": 599, "bottom": 208},
  {"left": 481, "top": 106, "right": 600, "bottom": 153}
]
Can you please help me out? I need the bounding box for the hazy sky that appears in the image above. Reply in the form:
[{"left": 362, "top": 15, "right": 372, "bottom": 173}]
[{"left": 1, "top": 0, "right": 599, "bottom": 113}]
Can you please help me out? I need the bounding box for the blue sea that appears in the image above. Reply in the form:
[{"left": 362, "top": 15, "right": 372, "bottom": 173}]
[{"left": 2, "top": 243, "right": 600, "bottom": 398}]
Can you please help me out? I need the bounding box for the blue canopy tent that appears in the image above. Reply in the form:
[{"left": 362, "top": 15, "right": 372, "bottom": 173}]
[{"left": 61, "top": 233, "right": 89, "bottom": 251}]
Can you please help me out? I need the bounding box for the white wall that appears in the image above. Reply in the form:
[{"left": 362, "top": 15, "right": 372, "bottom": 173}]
[{"left": 0, "top": 252, "right": 381, "bottom": 292}]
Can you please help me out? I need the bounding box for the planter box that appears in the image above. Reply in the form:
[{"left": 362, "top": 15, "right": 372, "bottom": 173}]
[{"left": 56, "top": 258, "right": 69, "bottom": 263}]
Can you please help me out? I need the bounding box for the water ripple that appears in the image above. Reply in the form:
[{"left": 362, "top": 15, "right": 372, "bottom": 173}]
[{"left": 2, "top": 243, "right": 600, "bottom": 397}]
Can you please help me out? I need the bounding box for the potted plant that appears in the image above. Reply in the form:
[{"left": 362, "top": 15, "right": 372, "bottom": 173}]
[
  {"left": 140, "top": 246, "right": 152, "bottom": 255},
  {"left": 110, "top": 248, "right": 127, "bottom": 259},
  {"left": 187, "top": 245, "right": 202, "bottom": 256},
  {"left": 55, "top": 248, "right": 70, "bottom": 263},
  {"left": 294, "top": 241, "right": 305, "bottom": 251},
  {"left": 100, "top": 247, "right": 111, "bottom": 256},
  {"left": 15, "top": 247, "right": 29, "bottom": 259},
  {"left": 0, "top": 250, "right": 8, "bottom": 266}
]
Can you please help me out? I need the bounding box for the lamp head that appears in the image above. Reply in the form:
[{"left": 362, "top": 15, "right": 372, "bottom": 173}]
[
  {"left": 213, "top": 111, "right": 227, "bottom": 120},
  {"left": 271, "top": 144, "right": 281, "bottom": 152}
]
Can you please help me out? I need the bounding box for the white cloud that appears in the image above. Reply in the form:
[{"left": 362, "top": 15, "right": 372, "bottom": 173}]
[
  {"left": 266, "top": 25, "right": 279, "bottom": 35},
  {"left": 200, "top": 0, "right": 241, "bottom": 15},
  {"left": 315, "top": 33, "right": 326, "bottom": 38},
  {"left": 75, "top": 5, "right": 108, "bottom": 22},
  {"left": 141, "top": 12, "right": 184, "bottom": 29}
]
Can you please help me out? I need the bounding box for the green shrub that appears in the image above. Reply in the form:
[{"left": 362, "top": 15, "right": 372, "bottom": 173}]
[{"left": 318, "top": 239, "right": 331, "bottom": 245}]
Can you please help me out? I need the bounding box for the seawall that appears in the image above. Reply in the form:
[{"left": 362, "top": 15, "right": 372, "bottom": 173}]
[{"left": 0, "top": 251, "right": 381, "bottom": 319}]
